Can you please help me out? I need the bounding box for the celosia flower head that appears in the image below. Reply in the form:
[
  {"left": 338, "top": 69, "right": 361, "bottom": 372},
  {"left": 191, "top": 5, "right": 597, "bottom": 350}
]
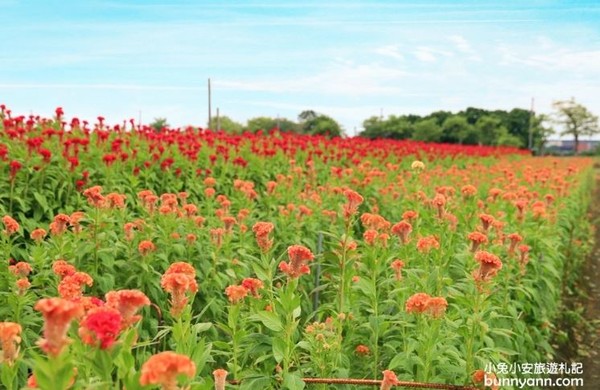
[
  {"left": 225, "top": 285, "right": 248, "bottom": 304},
  {"left": 34, "top": 298, "right": 84, "bottom": 356},
  {"left": 241, "top": 278, "right": 264, "bottom": 297},
  {"left": 391, "top": 220, "right": 412, "bottom": 244},
  {"left": 140, "top": 351, "right": 196, "bottom": 390},
  {"left": 473, "top": 251, "right": 503, "bottom": 282},
  {"left": 105, "top": 289, "right": 151, "bottom": 327},
  {"left": 0, "top": 322, "right": 22, "bottom": 365},
  {"left": 279, "top": 245, "right": 314, "bottom": 278},
  {"left": 380, "top": 370, "right": 400, "bottom": 390},
  {"left": 2, "top": 215, "right": 19, "bottom": 236},
  {"left": 161, "top": 262, "right": 198, "bottom": 316},
  {"left": 252, "top": 221, "right": 274, "bottom": 252},
  {"left": 213, "top": 369, "right": 228, "bottom": 390}
]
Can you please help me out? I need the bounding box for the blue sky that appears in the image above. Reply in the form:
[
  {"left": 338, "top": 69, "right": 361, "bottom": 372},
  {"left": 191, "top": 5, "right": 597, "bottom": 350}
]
[{"left": 1, "top": 0, "right": 599, "bottom": 135}]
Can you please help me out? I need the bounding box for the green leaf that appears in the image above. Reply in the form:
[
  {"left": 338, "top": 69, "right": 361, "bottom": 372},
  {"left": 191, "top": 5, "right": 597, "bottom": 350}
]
[
  {"left": 282, "top": 372, "right": 305, "bottom": 390},
  {"left": 272, "top": 337, "right": 286, "bottom": 363},
  {"left": 33, "top": 191, "right": 49, "bottom": 212},
  {"left": 251, "top": 311, "right": 283, "bottom": 332},
  {"left": 193, "top": 322, "right": 213, "bottom": 333}
]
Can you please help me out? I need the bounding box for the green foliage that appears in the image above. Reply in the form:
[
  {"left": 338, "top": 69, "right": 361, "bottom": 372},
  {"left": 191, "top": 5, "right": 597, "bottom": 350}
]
[
  {"left": 411, "top": 118, "right": 443, "bottom": 142},
  {"left": 246, "top": 116, "right": 300, "bottom": 133},
  {"left": 149, "top": 117, "right": 169, "bottom": 132},
  {"left": 298, "top": 110, "right": 343, "bottom": 137},
  {"left": 208, "top": 115, "right": 244, "bottom": 134},
  {"left": 552, "top": 98, "right": 599, "bottom": 153}
]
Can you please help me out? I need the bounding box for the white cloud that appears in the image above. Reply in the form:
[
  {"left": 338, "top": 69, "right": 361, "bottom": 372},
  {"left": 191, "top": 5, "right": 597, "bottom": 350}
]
[
  {"left": 448, "top": 35, "right": 482, "bottom": 61},
  {"left": 498, "top": 44, "right": 600, "bottom": 73},
  {"left": 215, "top": 60, "right": 410, "bottom": 96},
  {"left": 414, "top": 47, "right": 437, "bottom": 62},
  {"left": 374, "top": 45, "right": 404, "bottom": 61}
]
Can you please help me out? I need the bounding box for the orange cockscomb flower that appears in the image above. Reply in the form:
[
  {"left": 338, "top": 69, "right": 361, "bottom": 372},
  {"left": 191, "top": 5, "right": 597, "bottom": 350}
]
[
  {"left": 2, "top": 215, "right": 19, "bottom": 236},
  {"left": 461, "top": 184, "right": 477, "bottom": 198},
  {"left": 69, "top": 211, "right": 85, "bottom": 233},
  {"left": 140, "top": 351, "right": 196, "bottom": 390},
  {"left": 431, "top": 193, "right": 446, "bottom": 218},
  {"left": 363, "top": 229, "right": 378, "bottom": 246},
  {"left": 213, "top": 368, "right": 228, "bottom": 390},
  {"left": 241, "top": 278, "right": 264, "bottom": 297},
  {"left": 49, "top": 214, "right": 70, "bottom": 236},
  {"left": 161, "top": 262, "right": 198, "bottom": 316},
  {"left": 8, "top": 261, "right": 32, "bottom": 277},
  {"left": 0, "top": 322, "right": 22, "bottom": 365},
  {"left": 424, "top": 296, "right": 448, "bottom": 318},
  {"left": 78, "top": 306, "right": 122, "bottom": 349},
  {"left": 406, "top": 293, "right": 448, "bottom": 318},
  {"left": 507, "top": 233, "right": 523, "bottom": 255},
  {"left": 210, "top": 228, "right": 225, "bottom": 248},
  {"left": 380, "top": 370, "right": 400, "bottom": 390},
  {"left": 355, "top": 344, "right": 370, "bottom": 356},
  {"left": 390, "top": 259, "right": 405, "bottom": 281},
  {"left": 252, "top": 221, "right": 274, "bottom": 252},
  {"left": 82, "top": 185, "right": 105, "bottom": 208},
  {"left": 342, "top": 189, "right": 364, "bottom": 219},
  {"left": 416, "top": 235, "right": 440, "bottom": 253},
  {"left": 16, "top": 278, "right": 31, "bottom": 294},
  {"left": 473, "top": 251, "right": 503, "bottom": 282},
  {"left": 402, "top": 210, "right": 418, "bottom": 222},
  {"left": 405, "top": 293, "right": 431, "bottom": 314},
  {"left": 30, "top": 228, "right": 47, "bottom": 242},
  {"left": 106, "top": 193, "right": 126, "bottom": 209},
  {"left": 58, "top": 272, "right": 93, "bottom": 300},
  {"left": 225, "top": 285, "right": 248, "bottom": 304},
  {"left": 518, "top": 244, "right": 530, "bottom": 274},
  {"left": 473, "top": 369, "right": 499, "bottom": 390},
  {"left": 279, "top": 245, "right": 314, "bottom": 279},
  {"left": 478, "top": 213, "right": 495, "bottom": 231},
  {"left": 138, "top": 240, "right": 156, "bottom": 256},
  {"left": 105, "top": 289, "right": 151, "bottom": 327},
  {"left": 467, "top": 231, "right": 488, "bottom": 252},
  {"left": 52, "top": 260, "right": 76, "bottom": 279},
  {"left": 34, "top": 298, "right": 84, "bottom": 356},
  {"left": 391, "top": 220, "right": 412, "bottom": 244}
]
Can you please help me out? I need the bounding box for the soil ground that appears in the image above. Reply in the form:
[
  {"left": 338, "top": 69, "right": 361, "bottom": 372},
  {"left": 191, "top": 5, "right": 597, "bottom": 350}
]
[
  {"left": 580, "top": 167, "right": 600, "bottom": 388},
  {"left": 546, "top": 164, "right": 600, "bottom": 390}
]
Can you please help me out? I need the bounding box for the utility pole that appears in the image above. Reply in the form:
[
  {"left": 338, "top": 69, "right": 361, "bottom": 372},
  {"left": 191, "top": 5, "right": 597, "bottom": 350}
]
[
  {"left": 528, "top": 97, "right": 535, "bottom": 151},
  {"left": 208, "top": 78, "right": 212, "bottom": 128}
]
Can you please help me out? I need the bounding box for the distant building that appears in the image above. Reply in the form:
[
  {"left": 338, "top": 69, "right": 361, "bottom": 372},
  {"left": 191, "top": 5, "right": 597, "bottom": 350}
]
[{"left": 544, "top": 139, "right": 599, "bottom": 154}]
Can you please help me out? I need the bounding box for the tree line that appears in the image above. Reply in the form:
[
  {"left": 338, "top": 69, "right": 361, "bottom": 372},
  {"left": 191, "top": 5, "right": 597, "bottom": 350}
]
[{"left": 150, "top": 99, "right": 598, "bottom": 153}]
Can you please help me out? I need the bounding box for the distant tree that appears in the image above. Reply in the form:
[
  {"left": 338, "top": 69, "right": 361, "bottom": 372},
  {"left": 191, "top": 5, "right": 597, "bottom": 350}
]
[
  {"left": 441, "top": 115, "right": 477, "bottom": 144},
  {"left": 246, "top": 116, "right": 300, "bottom": 133},
  {"left": 502, "top": 108, "right": 531, "bottom": 146},
  {"left": 531, "top": 114, "right": 555, "bottom": 154},
  {"left": 475, "top": 116, "right": 508, "bottom": 146},
  {"left": 411, "top": 118, "right": 443, "bottom": 142},
  {"left": 495, "top": 128, "right": 523, "bottom": 147},
  {"left": 463, "top": 107, "right": 488, "bottom": 126},
  {"left": 149, "top": 117, "right": 169, "bottom": 132},
  {"left": 552, "top": 99, "right": 599, "bottom": 153},
  {"left": 298, "top": 111, "right": 343, "bottom": 137},
  {"left": 425, "top": 110, "right": 453, "bottom": 126},
  {"left": 360, "top": 115, "right": 412, "bottom": 139},
  {"left": 208, "top": 115, "right": 244, "bottom": 134},
  {"left": 298, "top": 110, "right": 318, "bottom": 123}
]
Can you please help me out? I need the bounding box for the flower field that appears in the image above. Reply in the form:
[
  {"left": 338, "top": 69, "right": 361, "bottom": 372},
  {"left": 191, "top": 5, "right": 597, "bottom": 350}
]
[{"left": 0, "top": 106, "right": 595, "bottom": 389}]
